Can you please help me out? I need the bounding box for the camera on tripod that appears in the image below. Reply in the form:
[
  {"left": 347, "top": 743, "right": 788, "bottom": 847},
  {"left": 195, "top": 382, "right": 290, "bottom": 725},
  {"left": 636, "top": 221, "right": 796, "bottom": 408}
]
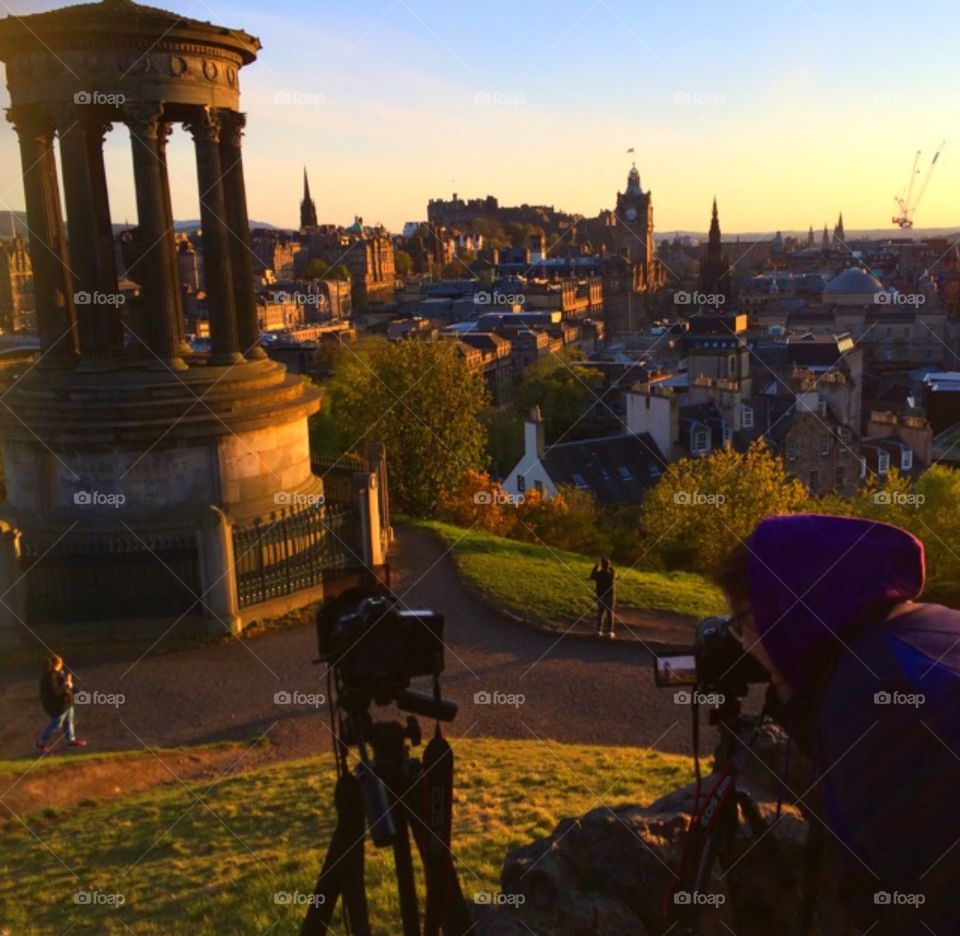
[{"left": 652, "top": 615, "right": 769, "bottom": 696}]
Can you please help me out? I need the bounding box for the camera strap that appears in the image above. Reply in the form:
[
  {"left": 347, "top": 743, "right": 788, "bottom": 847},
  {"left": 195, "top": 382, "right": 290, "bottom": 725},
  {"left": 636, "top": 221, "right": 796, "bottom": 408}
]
[{"left": 415, "top": 725, "right": 472, "bottom": 936}]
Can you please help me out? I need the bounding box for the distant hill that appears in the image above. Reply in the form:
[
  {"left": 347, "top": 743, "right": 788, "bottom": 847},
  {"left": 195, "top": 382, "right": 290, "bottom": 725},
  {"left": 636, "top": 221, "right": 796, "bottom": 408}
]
[
  {"left": 0, "top": 211, "right": 277, "bottom": 239},
  {"left": 656, "top": 226, "right": 960, "bottom": 244}
]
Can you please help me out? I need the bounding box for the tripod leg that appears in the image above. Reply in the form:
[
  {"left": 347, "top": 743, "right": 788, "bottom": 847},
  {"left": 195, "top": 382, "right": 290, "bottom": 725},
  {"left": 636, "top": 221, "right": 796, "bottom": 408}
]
[
  {"left": 301, "top": 772, "right": 371, "bottom": 936},
  {"left": 390, "top": 804, "right": 423, "bottom": 936}
]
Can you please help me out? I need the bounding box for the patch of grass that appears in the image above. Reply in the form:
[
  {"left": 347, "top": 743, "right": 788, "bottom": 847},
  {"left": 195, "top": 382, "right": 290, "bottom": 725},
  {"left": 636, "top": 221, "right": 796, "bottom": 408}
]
[
  {"left": 0, "top": 738, "right": 694, "bottom": 935},
  {"left": 407, "top": 518, "right": 724, "bottom": 624}
]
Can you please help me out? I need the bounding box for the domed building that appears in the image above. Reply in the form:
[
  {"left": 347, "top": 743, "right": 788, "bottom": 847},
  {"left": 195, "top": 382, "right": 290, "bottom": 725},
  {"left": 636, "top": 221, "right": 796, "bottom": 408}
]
[{"left": 823, "top": 267, "right": 884, "bottom": 306}]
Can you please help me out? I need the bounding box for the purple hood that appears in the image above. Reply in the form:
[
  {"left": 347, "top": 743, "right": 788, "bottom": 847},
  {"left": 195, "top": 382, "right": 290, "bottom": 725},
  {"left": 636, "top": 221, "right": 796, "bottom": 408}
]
[{"left": 747, "top": 514, "right": 925, "bottom": 694}]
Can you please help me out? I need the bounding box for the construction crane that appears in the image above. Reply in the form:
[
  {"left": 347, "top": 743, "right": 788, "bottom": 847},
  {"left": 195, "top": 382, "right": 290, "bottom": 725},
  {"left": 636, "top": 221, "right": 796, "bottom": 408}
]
[{"left": 892, "top": 141, "right": 945, "bottom": 229}]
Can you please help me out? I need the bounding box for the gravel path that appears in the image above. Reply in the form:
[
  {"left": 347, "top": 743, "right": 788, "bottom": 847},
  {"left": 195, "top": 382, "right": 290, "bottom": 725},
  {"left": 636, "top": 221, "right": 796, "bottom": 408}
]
[{"left": 0, "top": 526, "right": 707, "bottom": 763}]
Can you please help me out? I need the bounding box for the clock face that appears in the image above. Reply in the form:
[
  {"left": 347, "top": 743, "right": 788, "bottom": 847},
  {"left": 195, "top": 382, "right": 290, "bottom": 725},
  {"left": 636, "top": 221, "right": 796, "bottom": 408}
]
[{"left": 625, "top": 207, "right": 638, "bottom": 222}]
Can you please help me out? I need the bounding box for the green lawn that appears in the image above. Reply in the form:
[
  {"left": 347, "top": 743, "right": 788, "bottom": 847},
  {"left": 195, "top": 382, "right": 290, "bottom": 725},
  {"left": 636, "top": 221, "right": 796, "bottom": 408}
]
[
  {"left": 0, "top": 739, "right": 694, "bottom": 935},
  {"left": 409, "top": 519, "right": 724, "bottom": 625}
]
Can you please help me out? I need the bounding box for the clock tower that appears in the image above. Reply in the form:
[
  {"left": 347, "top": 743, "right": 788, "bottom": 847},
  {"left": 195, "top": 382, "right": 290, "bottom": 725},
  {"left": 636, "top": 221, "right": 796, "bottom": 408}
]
[{"left": 614, "top": 163, "right": 655, "bottom": 267}]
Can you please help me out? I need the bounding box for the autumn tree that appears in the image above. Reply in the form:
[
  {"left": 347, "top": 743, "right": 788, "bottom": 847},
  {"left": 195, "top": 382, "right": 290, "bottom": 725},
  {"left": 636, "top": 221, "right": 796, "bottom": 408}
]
[{"left": 316, "top": 338, "right": 489, "bottom": 515}]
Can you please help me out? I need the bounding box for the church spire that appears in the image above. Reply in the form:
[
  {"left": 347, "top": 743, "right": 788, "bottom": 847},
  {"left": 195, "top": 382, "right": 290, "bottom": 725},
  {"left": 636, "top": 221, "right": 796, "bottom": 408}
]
[{"left": 300, "top": 167, "right": 318, "bottom": 230}]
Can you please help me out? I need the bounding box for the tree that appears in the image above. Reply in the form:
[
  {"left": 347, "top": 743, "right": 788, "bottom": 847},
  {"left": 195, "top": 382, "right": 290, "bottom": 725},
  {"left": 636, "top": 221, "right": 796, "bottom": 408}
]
[
  {"left": 317, "top": 338, "right": 489, "bottom": 514},
  {"left": 394, "top": 249, "right": 413, "bottom": 277},
  {"left": 639, "top": 442, "right": 808, "bottom": 572},
  {"left": 513, "top": 349, "right": 601, "bottom": 443},
  {"left": 301, "top": 257, "right": 352, "bottom": 282}
]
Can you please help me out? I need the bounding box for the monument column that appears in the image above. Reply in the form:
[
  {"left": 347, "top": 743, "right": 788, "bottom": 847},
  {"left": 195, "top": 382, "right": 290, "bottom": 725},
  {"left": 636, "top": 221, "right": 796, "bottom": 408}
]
[
  {"left": 156, "top": 121, "right": 191, "bottom": 355},
  {"left": 56, "top": 109, "right": 118, "bottom": 366},
  {"left": 185, "top": 105, "right": 243, "bottom": 365},
  {"left": 218, "top": 109, "right": 266, "bottom": 359},
  {"left": 6, "top": 105, "right": 79, "bottom": 365},
  {"left": 124, "top": 101, "right": 187, "bottom": 371}
]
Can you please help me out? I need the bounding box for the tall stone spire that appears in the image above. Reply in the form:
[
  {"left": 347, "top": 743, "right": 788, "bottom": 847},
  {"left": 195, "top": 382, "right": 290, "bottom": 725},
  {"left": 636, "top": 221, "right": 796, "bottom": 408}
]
[{"left": 300, "top": 166, "right": 317, "bottom": 230}]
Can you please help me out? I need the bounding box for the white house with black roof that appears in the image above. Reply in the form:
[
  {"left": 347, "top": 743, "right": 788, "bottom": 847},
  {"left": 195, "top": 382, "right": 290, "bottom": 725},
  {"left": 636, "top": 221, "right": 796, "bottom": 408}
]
[{"left": 501, "top": 407, "right": 668, "bottom": 505}]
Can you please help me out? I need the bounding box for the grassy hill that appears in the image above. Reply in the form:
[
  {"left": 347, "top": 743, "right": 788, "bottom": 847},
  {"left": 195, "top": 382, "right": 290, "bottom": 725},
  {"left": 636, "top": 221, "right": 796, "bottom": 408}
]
[
  {"left": 0, "top": 739, "right": 694, "bottom": 934},
  {"left": 408, "top": 519, "right": 725, "bottom": 626}
]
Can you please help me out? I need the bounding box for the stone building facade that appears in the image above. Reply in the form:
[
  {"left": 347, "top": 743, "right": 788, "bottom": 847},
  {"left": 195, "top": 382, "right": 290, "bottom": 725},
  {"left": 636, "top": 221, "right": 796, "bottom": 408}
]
[{"left": 0, "top": 236, "right": 34, "bottom": 331}]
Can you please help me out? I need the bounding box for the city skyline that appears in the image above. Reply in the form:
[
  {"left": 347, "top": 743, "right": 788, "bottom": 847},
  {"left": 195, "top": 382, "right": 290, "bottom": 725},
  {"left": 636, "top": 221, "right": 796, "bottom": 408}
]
[{"left": 0, "top": 0, "right": 957, "bottom": 235}]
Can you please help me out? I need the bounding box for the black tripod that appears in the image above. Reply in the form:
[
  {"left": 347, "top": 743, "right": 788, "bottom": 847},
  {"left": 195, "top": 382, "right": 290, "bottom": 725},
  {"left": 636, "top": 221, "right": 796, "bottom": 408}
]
[
  {"left": 668, "top": 696, "right": 796, "bottom": 935},
  {"left": 300, "top": 698, "right": 473, "bottom": 936}
]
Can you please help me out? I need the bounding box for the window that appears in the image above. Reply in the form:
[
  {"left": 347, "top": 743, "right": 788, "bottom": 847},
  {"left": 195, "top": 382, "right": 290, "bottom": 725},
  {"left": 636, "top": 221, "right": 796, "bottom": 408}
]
[
  {"left": 835, "top": 466, "right": 846, "bottom": 489},
  {"left": 785, "top": 437, "right": 799, "bottom": 462},
  {"left": 645, "top": 395, "right": 651, "bottom": 410},
  {"left": 901, "top": 449, "right": 913, "bottom": 471},
  {"left": 572, "top": 473, "right": 588, "bottom": 488},
  {"left": 517, "top": 474, "right": 526, "bottom": 493},
  {"left": 618, "top": 465, "right": 633, "bottom": 481},
  {"left": 692, "top": 429, "right": 710, "bottom": 454},
  {"left": 722, "top": 423, "right": 733, "bottom": 446},
  {"left": 741, "top": 406, "right": 754, "bottom": 429},
  {"left": 877, "top": 452, "right": 890, "bottom": 475},
  {"left": 808, "top": 470, "right": 820, "bottom": 491},
  {"left": 903, "top": 327, "right": 911, "bottom": 339},
  {"left": 534, "top": 480, "right": 544, "bottom": 495},
  {"left": 820, "top": 434, "right": 832, "bottom": 456}
]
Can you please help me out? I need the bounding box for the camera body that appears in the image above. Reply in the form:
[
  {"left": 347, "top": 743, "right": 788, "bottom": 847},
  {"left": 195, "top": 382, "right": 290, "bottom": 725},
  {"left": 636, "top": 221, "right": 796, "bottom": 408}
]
[
  {"left": 653, "top": 615, "right": 769, "bottom": 696},
  {"left": 317, "top": 588, "right": 444, "bottom": 705}
]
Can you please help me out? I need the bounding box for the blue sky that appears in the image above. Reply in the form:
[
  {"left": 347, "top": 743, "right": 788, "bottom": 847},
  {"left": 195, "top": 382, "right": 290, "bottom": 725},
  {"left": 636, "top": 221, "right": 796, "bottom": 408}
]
[{"left": 1, "top": 0, "right": 958, "bottom": 234}]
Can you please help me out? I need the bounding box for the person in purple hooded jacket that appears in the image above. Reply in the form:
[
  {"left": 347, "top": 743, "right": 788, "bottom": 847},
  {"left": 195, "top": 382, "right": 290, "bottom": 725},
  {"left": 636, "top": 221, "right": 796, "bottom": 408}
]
[{"left": 713, "top": 513, "right": 960, "bottom": 936}]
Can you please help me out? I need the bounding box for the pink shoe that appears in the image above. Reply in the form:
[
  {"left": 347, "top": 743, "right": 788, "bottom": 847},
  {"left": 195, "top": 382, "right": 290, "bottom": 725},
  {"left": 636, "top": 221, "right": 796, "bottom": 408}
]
[
  {"left": 67, "top": 739, "right": 88, "bottom": 747},
  {"left": 34, "top": 739, "right": 50, "bottom": 753}
]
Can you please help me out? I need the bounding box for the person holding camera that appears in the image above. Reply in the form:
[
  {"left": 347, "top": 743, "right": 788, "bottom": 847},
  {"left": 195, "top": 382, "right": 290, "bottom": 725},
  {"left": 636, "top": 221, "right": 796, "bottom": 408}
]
[
  {"left": 589, "top": 556, "right": 617, "bottom": 638},
  {"left": 714, "top": 514, "right": 960, "bottom": 934},
  {"left": 35, "top": 655, "right": 87, "bottom": 753}
]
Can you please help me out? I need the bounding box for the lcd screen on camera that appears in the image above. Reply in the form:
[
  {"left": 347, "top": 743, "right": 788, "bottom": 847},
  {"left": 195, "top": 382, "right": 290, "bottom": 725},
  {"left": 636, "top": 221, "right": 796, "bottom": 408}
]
[{"left": 653, "top": 654, "right": 698, "bottom": 687}]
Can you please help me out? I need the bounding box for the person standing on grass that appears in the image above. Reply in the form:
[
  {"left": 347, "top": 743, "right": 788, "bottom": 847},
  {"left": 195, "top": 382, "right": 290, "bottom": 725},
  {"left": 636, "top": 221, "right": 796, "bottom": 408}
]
[
  {"left": 36, "top": 655, "right": 86, "bottom": 753},
  {"left": 589, "top": 556, "right": 617, "bottom": 638}
]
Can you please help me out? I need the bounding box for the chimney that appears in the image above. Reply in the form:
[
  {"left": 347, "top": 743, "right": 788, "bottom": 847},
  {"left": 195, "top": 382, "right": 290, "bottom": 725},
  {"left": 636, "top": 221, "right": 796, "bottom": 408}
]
[{"left": 525, "top": 406, "right": 545, "bottom": 459}]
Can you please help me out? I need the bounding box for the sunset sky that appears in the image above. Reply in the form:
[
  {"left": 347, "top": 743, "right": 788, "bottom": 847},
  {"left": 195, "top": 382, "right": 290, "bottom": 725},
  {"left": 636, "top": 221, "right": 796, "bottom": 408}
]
[{"left": 0, "top": 0, "right": 958, "bottom": 235}]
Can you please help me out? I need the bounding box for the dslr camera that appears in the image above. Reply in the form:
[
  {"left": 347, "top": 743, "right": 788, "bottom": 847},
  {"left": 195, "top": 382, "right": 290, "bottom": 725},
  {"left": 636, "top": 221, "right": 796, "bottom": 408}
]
[{"left": 653, "top": 615, "right": 769, "bottom": 696}]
